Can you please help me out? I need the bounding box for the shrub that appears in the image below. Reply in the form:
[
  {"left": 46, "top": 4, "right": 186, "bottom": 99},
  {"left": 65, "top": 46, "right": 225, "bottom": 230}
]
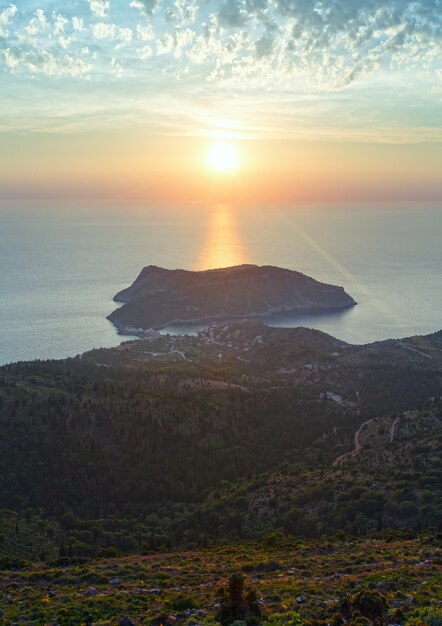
[
  {"left": 171, "top": 595, "right": 197, "bottom": 611},
  {"left": 351, "top": 589, "right": 387, "bottom": 623}
]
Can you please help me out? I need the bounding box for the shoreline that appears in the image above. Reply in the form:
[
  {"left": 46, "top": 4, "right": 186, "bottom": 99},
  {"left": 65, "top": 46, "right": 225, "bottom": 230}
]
[{"left": 109, "top": 302, "right": 358, "bottom": 338}]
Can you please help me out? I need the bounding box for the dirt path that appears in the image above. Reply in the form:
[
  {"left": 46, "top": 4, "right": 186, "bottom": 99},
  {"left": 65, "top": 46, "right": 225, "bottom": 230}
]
[
  {"left": 333, "top": 418, "right": 374, "bottom": 467},
  {"left": 390, "top": 415, "right": 400, "bottom": 442},
  {"left": 354, "top": 418, "right": 373, "bottom": 452},
  {"left": 170, "top": 346, "right": 192, "bottom": 361},
  {"left": 398, "top": 342, "right": 433, "bottom": 359}
]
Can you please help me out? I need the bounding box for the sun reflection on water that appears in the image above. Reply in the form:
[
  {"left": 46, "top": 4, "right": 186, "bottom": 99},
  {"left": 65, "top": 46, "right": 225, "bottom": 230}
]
[{"left": 196, "top": 204, "right": 248, "bottom": 270}]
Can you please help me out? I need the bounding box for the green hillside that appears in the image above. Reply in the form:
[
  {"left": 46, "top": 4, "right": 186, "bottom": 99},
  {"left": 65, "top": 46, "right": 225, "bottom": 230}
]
[{"left": 0, "top": 535, "right": 440, "bottom": 625}]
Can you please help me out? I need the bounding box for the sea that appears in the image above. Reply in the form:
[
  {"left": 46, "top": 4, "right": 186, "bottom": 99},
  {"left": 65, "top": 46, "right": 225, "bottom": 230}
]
[{"left": 0, "top": 202, "right": 441, "bottom": 365}]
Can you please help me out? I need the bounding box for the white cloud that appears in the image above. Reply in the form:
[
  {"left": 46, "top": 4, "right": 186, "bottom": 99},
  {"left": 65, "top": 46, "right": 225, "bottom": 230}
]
[
  {"left": 192, "top": 0, "right": 442, "bottom": 88},
  {"left": 53, "top": 14, "right": 68, "bottom": 36},
  {"left": 72, "top": 16, "right": 84, "bottom": 32},
  {"left": 92, "top": 22, "right": 133, "bottom": 45},
  {"left": 59, "top": 35, "right": 73, "bottom": 49},
  {"left": 92, "top": 21, "right": 116, "bottom": 39},
  {"left": 156, "top": 33, "right": 174, "bottom": 55},
  {"left": 137, "top": 24, "right": 154, "bottom": 41},
  {"left": 129, "top": 0, "right": 145, "bottom": 11},
  {"left": 136, "top": 0, "right": 159, "bottom": 15},
  {"left": 118, "top": 27, "right": 132, "bottom": 43},
  {"left": 0, "top": 4, "right": 17, "bottom": 25},
  {"left": 0, "top": 3, "right": 17, "bottom": 37},
  {"left": 167, "top": 0, "right": 198, "bottom": 26},
  {"left": 2, "top": 47, "right": 92, "bottom": 77},
  {"left": 88, "top": 0, "right": 110, "bottom": 18},
  {"left": 110, "top": 55, "right": 123, "bottom": 76},
  {"left": 137, "top": 44, "right": 153, "bottom": 59},
  {"left": 0, "top": 0, "right": 440, "bottom": 96},
  {"left": 24, "top": 9, "right": 48, "bottom": 40},
  {"left": 1, "top": 47, "right": 20, "bottom": 69}
]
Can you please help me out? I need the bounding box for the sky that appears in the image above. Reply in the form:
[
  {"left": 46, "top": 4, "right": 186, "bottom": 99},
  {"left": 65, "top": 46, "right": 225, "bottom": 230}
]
[{"left": 0, "top": 0, "right": 441, "bottom": 204}]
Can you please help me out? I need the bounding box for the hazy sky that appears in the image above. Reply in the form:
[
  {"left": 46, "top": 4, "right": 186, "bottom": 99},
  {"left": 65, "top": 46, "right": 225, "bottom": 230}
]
[{"left": 1, "top": 0, "right": 441, "bottom": 203}]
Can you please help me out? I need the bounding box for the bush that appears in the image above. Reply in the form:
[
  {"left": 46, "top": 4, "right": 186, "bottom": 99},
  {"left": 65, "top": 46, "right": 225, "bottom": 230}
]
[
  {"left": 262, "top": 532, "right": 286, "bottom": 548},
  {"left": 351, "top": 589, "right": 387, "bottom": 622},
  {"left": 171, "top": 596, "right": 197, "bottom": 611},
  {"left": 407, "top": 607, "right": 442, "bottom": 626}
]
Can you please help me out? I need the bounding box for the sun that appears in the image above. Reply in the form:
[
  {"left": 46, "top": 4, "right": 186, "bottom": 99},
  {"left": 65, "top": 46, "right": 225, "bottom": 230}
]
[{"left": 207, "top": 142, "right": 239, "bottom": 172}]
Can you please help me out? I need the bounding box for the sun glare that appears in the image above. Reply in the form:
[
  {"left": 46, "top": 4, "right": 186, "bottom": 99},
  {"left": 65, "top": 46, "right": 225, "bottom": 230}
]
[{"left": 207, "top": 142, "right": 239, "bottom": 172}]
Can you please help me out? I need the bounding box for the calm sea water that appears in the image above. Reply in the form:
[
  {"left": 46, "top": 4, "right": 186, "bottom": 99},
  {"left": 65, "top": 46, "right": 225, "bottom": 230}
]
[{"left": 0, "top": 203, "right": 441, "bottom": 365}]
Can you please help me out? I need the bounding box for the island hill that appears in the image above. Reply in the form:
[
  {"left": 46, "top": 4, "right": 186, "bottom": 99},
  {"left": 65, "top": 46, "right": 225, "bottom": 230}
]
[{"left": 108, "top": 263, "right": 357, "bottom": 336}]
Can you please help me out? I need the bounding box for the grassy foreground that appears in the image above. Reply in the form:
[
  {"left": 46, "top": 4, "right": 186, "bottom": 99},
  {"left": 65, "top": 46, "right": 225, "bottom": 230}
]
[{"left": 0, "top": 534, "right": 440, "bottom": 625}]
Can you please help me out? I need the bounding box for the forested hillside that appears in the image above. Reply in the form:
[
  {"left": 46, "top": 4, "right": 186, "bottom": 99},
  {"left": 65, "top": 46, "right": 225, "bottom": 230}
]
[
  {"left": 0, "top": 358, "right": 356, "bottom": 516},
  {"left": 0, "top": 321, "right": 441, "bottom": 560}
]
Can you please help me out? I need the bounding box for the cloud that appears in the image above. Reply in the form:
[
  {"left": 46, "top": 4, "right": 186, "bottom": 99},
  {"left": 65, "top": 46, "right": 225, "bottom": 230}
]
[
  {"left": 202, "top": 0, "right": 442, "bottom": 87},
  {"left": 137, "top": 24, "right": 154, "bottom": 40},
  {"left": 2, "top": 47, "right": 92, "bottom": 76},
  {"left": 1, "top": 0, "right": 440, "bottom": 88},
  {"left": 133, "top": 0, "right": 159, "bottom": 16},
  {"left": 92, "top": 22, "right": 133, "bottom": 44},
  {"left": 0, "top": 0, "right": 440, "bottom": 141},
  {"left": 88, "top": 0, "right": 110, "bottom": 18},
  {"left": 72, "top": 17, "right": 85, "bottom": 32},
  {"left": 110, "top": 55, "right": 123, "bottom": 76},
  {"left": 169, "top": 0, "right": 197, "bottom": 26},
  {"left": 119, "top": 27, "right": 133, "bottom": 43},
  {"left": 156, "top": 33, "right": 175, "bottom": 55},
  {"left": 0, "top": 4, "right": 17, "bottom": 25},
  {"left": 53, "top": 14, "right": 67, "bottom": 35},
  {"left": 0, "top": 3, "right": 17, "bottom": 37},
  {"left": 137, "top": 43, "right": 153, "bottom": 59},
  {"left": 24, "top": 8, "right": 49, "bottom": 40}
]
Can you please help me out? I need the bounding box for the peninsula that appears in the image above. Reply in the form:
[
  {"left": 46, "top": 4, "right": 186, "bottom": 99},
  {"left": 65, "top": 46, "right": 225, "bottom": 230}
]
[{"left": 108, "top": 264, "right": 356, "bottom": 336}]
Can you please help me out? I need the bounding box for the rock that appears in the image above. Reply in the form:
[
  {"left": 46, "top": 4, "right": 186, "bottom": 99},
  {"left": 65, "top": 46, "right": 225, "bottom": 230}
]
[
  {"left": 85, "top": 586, "right": 98, "bottom": 596},
  {"left": 120, "top": 618, "right": 137, "bottom": 626},
  {"left": 0, "top": 608, "right": 4, "bottom": 617},
  {"left": 296, "top": 595, "right": 307, "bottom": 604},
  {"left": 109, "top": 578, "right": 121, "bottom": 585}
]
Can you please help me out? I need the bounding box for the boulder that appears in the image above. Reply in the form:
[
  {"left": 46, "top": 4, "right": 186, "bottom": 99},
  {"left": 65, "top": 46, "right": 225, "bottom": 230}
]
[
  {"left": 85, "top": 586, "right": 98, "bottom": 596},
  {"left": 296, "top": 595, "right": 307, "bottom": 604}
]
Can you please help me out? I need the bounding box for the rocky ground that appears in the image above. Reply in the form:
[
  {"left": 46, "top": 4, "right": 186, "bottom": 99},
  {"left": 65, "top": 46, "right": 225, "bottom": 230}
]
[{"left": 0, "top": 535, "right": 440, "bottom": 625}]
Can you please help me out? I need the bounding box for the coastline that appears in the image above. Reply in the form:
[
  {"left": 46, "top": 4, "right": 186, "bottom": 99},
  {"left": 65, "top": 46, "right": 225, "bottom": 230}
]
[{"left": 109, "top": 301, "right": 358, "bottom": 338}]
